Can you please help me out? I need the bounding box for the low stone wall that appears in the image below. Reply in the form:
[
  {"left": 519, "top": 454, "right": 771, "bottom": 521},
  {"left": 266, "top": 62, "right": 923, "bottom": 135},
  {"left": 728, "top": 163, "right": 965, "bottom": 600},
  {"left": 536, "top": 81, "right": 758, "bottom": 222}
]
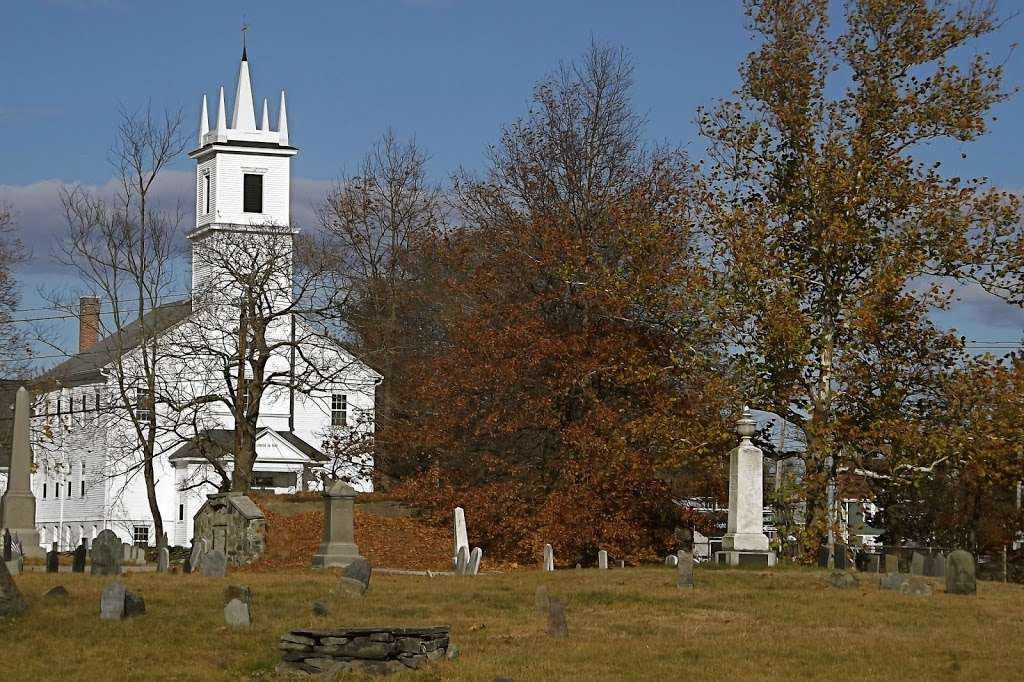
[{"left": 278, "top": 626, "right": 450, "bottom": 676}]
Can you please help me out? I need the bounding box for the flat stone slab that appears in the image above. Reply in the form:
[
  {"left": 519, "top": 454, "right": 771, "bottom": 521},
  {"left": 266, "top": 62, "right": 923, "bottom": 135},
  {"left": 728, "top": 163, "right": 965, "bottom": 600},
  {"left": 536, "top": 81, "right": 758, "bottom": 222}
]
[{"left": 292, "top": 626, "right": 450, "bottom": 639}]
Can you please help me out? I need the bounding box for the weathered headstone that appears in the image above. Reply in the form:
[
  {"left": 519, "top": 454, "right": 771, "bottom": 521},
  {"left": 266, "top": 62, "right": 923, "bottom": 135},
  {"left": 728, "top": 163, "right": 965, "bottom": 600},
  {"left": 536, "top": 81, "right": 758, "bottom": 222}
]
[
  {"left": 543, "top": 544, "right": 554, "bottom": 571},
  {"left": 468, "top": 547, "right": 482, "bottom": 576},
  {"left": 879, "top": 573, "right": 931, "bottom": 596},
  {"left": 90, "top": 529, "right": 122, "bottom": 576},
  {"left": 598, "top": 550, "right": 608, "bottom": 570},
  {"left": 201, "top": 549, "right": 227, "bottom": 577},
  {"left": 945, "top": 550, "right": 976, "bottom": 595},
  {"left": 546, "top": 597, "right": 568, "bottom": 638},
  {"left": 188, "top": 537, "right": 203, "bottom": 573},
  {"left": 676, "top": 550, "right": 694, "bottom": 589},
  {"left": 43, "top": 585, "right": 69, "bottom": 600},
  {"left": 453, "top": 506, "right": 469, "bottom": 567},
  {"left": 121, "top": 543, "right": 132, "bottom": 564},
  {"left": 534, "top": 584, "right": 550, "bottom": 613},
  {"left": 124, "top": 590, "right": 146, "bottom": 617},
  {"left": 665, "top": 554, "right": 678, "bottom": 568},
  {"left": 100, "top": 581, "right": 126, "bottom": 620},
  {"left": 156, "top": 547, "right": 169, "bottom": 574},
  {"left": 312, "top": 601, "right": 331, "bottom": 617},
  {"left": 865, "top": 554, "right": 881, "bottom": 574},
  {"left": 0, "top": 387, "right": 44, "bottom": 558},
  {"left": 885, "top": 553, "right": 901, "bottom": 573},
  {"left": 816, "top": 546, "right": 830, "bottom": 568},
  {"left": 339, "top": 557, "right": 372, "bottom": 595},
  {"left": 310, "top": 480, "right": 364, "bottom": 569},
  {"left": 72, "top": 543, "right": 87, "bottom": 573},
  {"left": 46, "top": 544, "right": 59, "bottom": 573},
  {"left": 0, "top": 555, "right": 26, "bottom": 616},
  {"left": 910, "top": 551, "right": 925, "bottom": 576},
  {"left": 933, "top": 552, "right": 946, "bottom": 579},
  {"left": 224, "top": 584, "right": 253, "bottom": 627},
  {"left": 454, "top": 546, "right": 469, "bottom": 576},
  {"left": 833, "top": 544, "right": 849, "bottom": 570}
]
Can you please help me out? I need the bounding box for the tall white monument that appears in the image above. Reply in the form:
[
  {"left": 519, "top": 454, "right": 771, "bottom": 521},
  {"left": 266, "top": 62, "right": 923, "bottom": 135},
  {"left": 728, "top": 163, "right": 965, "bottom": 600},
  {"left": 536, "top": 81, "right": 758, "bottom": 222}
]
[
  {"left": 0, "top": 387, "right": 44, "bottom": 558},
  {"left": 715, "top": 407, "right": 776, "bottom": 567}
]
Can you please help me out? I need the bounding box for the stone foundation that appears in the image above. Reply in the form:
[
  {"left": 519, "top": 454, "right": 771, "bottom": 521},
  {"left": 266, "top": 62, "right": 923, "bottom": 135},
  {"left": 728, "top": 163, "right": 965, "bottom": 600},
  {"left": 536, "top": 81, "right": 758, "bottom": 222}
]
[{"left": 278, "top": 626, "right": 450, "bottom": 676}]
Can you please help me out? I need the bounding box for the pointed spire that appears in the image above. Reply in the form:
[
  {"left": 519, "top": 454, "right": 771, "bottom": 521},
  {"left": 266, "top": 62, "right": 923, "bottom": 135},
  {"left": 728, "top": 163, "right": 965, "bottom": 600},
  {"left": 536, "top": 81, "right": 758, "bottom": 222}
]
[
  {"left": 199, "top": 94, "right": 209, "bottom": 144},
  {"left": 261, "top": 98, "right": 269, "bottom": 132},
  {"left": 231, "top": 52, "right": 257, "bottom": 131},
  {"left": 215, "top": 86, "right": 227, "bottom": 134},
  {"left": 278, "top": 90, "right": 289, "bottom": 145}
]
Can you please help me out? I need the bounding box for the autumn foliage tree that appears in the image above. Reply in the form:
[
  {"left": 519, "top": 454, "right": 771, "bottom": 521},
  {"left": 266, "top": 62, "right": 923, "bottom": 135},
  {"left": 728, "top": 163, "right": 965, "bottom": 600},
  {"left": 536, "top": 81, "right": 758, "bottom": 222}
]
[
  {"left": 699, "top": 0, "right": 1023, "bottom": 558},
  {"left": 380, "top": 44, "right": 736, "bottom": 564}
]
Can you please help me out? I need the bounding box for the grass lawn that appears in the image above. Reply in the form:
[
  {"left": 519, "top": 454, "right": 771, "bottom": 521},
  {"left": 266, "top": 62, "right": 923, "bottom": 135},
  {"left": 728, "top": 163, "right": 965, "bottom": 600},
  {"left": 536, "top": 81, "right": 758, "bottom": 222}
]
[{"left": 2, "top": 566, "right": 1022, "bottom": 680}]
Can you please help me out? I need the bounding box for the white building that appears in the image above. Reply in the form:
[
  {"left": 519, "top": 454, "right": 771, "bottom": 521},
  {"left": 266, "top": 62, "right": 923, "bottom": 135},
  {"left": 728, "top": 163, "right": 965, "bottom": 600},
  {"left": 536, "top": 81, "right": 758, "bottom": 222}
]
[{"left": 1, "top": 48, "right": 380, "bottom": 551}]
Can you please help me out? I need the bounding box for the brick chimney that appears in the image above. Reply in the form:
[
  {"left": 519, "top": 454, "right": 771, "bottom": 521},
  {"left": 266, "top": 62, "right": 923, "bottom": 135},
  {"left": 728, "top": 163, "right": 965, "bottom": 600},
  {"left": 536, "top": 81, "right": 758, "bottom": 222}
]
[{"left": 78, "top": 296, "right": 100, "bottom": 353}]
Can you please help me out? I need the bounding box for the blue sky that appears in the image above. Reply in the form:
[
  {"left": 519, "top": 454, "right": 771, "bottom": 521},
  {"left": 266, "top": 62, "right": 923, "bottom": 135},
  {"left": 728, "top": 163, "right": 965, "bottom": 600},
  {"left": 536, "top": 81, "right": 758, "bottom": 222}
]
[{"left": 1, "top": 0, "right": 1022, "bottom": 362}]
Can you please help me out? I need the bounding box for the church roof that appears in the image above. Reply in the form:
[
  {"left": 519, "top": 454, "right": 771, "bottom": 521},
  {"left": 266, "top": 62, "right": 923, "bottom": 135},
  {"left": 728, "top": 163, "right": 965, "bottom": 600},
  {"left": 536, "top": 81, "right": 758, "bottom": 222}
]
[
  {"left": 38, "top": 299, "right": 192, "bottom": 387},
  {"left": 168, "top": 427, "right": 328, "bottom": 463}
]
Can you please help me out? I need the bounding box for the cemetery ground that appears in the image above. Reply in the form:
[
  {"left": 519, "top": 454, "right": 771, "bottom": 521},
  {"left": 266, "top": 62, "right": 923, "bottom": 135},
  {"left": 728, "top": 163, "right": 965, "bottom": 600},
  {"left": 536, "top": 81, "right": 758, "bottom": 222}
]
[{"left": 2, "top": 566, "right": 1024, "bottom": 681}]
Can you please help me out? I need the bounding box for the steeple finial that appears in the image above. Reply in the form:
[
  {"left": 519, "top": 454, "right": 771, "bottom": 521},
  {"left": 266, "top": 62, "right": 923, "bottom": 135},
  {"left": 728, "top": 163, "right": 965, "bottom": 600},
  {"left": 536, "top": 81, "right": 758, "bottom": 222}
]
[
  {"left": 241, "top": 20, "right": 249, "bottom": 61},
  {"left": 199, "top": 94, "right": 209, "bottom": 144},
  {"left": 278, "top": 90, "right": 289, "bottom": 145},
  {"left": 215, "top": 86, "right": 227, "bottom": 134},
  {"left": 231, "top": 46, "right": 257, "bottom": 131},
  {"left": 261, "top": 98, "right": 269, "bottom": 132}
]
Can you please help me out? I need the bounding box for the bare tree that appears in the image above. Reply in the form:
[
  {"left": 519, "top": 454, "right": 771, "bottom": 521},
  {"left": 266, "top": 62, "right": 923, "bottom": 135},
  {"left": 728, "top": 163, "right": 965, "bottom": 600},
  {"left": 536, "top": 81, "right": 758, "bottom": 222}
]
[
  {"left": 0, "top": 205, "right": 28, "bottom": 376},
  {"left": 48, "top": 106, "right": 187, "bottom": 549},
  {"left": 318, "top": 131, "right": 445, "bottom": 478}
]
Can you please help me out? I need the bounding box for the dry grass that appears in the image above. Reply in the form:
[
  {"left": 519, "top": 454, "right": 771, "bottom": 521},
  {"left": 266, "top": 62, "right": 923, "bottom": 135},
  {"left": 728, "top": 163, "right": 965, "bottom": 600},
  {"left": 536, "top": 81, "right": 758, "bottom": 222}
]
[{"left": 2, "top": 567, "right": 1023, "bottom": 681}]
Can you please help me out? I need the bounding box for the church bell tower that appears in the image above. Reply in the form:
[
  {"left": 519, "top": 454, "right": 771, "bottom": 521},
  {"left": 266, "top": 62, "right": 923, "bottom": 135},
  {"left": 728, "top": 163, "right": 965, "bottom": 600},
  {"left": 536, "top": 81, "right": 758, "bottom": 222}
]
[{"left": 188, "top": 46, "right": 298, "bottom": 295}]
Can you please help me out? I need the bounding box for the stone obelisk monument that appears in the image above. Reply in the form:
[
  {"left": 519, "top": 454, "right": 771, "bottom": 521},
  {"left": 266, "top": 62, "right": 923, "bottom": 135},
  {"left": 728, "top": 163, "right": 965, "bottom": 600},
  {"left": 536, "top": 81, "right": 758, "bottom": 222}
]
[
  {"left": 715, "top": 407, "right": 776, "bottom": 567},
  {"left": 310, "top": 480, "right": 364, "bottom": 569},
  {"left": 0, "top": 387, "right": 43, "bottom": 558}
]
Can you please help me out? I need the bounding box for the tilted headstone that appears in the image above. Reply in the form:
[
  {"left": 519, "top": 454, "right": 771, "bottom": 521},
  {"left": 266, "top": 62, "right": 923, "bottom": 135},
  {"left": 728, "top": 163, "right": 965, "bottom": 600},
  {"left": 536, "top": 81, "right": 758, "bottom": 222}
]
[
  {"left": 676, "top": 550, "right": 694, "bottom": 589},
  {"left": 910, "top": 551, "right": 925, "bottom": 576},
  {"left": 545, "top": 597, "right": 568, "bottom": 638},
  {"left": 543, "top": 544, "right": 554, "bottom": 571},
  {"left": 597, "top": 550, "right": 608, "bottom": 570},
  {"left": 90, "top": 530, "right": 122, "bottom": 576},
  {"left": 455, "top": 546, "right": 469, "bottom": 576},
  {"left": 453, "top": 507, "right": 469, "bottom": 567},
  {"left": 100, "top": 581, "right": 126, "bottom": 620},
  {"left": 72, "top": 544, "right": 87, "bottom": 573},
  {"left": 468, "top": 547, "right": 482, "bottom": 576},
  {"left": 0, "top": 554, "right": 27, "bottom": 616},
  {"left": 156, "top": 547, "right": 169, "bottom": 574},
  {"left": 665, "top": 554, "right": 678, "bottom": 568},
  {"left": 201, "top": 549, "right": 227, "bottom": 577},
  {"left": 339, "top": 557, "right": 372, "bottom": 595},
  {"left": 945, "top": 550, "right": 976, "bottom": 595}
]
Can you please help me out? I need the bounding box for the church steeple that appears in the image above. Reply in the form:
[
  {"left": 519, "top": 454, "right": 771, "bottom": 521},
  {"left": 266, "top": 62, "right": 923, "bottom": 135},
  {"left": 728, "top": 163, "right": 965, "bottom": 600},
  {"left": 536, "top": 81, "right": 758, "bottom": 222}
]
[{"left": 231, "top": 49, "right": 257, "bottom": 131}]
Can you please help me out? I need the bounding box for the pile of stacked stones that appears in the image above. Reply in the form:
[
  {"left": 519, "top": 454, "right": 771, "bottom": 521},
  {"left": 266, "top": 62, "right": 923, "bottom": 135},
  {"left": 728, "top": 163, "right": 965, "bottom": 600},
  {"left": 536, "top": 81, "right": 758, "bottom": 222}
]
[{"left": 278, "top": 626, "right": 450, "bottom": 676}]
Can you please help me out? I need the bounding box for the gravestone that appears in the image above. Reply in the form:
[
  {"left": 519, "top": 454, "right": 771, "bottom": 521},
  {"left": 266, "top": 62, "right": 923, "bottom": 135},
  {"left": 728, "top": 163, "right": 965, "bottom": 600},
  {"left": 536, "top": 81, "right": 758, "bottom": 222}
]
[
  {"left": 121, "top": 543, "right": 132, "bottom": 564},
  {"left": 885, "top": 553, "right": 900, "bottom": 573},
  {"left": 543, "top": 544, "right": 554, "bottom": 571},
  {"left": 833, "top": 544, "right": 849, "bottom": 570},
  {"left": 90, "top": 530, "right": 122, "bottom": 576},
  {"left": 665, "top": 554, "right": 678, "bottom": 568},
  {"left": 715, "top": 408, "right": 776, "bottom": 567},
  {"left": 910, "top": 552, "right": 925, "bottom": 575},
  {"left": 100, "top": 581, "right": 126, "bottom": 620},
  {"left": 676, "top": 550, "right": 694, "bottom": 589},
  {"left": 454, "top": 546, "right": 469, "bottom": 576},
  {"left": 2, "top": 529, "right": 11, "bottom": 561},
  {"left": 933, "top": 552, "right": 946, "bottom": 579},
  {"left": 816, "top": 546, "right": 830, "bottom": 568},
  {"left": 865, "top": 554, "right": 881, "bottom": 574},
  {"left": 72, "top": 543, "right": 87, "bottom": 573},
  {"left": 468, "top": 547, "right": 482, "bottom": 576},
  {"left": 201, "top": 549, "right": 227, "bottom": 577},
  {"left": 826, "top": 571, "right": 858, "bottom": 588},
  {"left": 188, "top": 538, "right": 203, "bottom": 573},
  {"left": 224, "top": 584, "right": 252, "bottom": 626},
  {"left": 945, "top": 550, "right": 976, "bottom": 595},
  {"left": 310, "top": 481, "right": 363, "bottom": 569},
  {"left": 312, "top": 601, "right": 331, "bottom": 617},
  {"left": 546, "top": 597, "right": 568, "bottom": 638},
  {"left": 156, "top": 547, "right": 169, "bottom": 574},
  {"left": 598, "top": 550, "right": 608, "bottom": 570},
  {"left": 339, "top": 557, "right": 372, "bottom": 595},
  {"left": 43, "top": 585, "right": 69, "bottom": 600},
  {"left": 0, "top": 554, "right": 27, "bottom": 616},
  {"left": 879, "top": 573, "right": 931, "bottom": 596},
  {"left": 534, "top": 585, "right": 550, "bottom": 613},
  {"left": 453, "top": 507, "right": 469, "bottom": 568},
  {"left": 124, "top": 590, "right": 146, "bottom": 617},
  {"left": 0, "top": 387, "right": 44, "bottom": 558},
  {"left": 46, "top": 544, "right": 59, "bottom": 573}
]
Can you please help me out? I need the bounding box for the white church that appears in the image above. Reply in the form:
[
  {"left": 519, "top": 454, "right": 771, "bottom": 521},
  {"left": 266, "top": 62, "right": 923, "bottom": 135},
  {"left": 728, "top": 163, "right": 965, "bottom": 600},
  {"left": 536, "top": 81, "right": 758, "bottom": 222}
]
[{"left": 0, "top": 48, "right": 380, "bottom": 551}]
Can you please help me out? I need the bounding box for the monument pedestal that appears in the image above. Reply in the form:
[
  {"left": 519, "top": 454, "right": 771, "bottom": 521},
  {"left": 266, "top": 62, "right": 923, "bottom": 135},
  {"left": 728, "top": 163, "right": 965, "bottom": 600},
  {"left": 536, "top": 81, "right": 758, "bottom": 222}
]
[
  {"left": 311, "top": 480, "right": 364, "bottom": 569},
  {"left": 0, "top": 387, "right": 45, "bottom": 559},
  {"left": 715, "top": 550, "right": 777, "bottom": 567}
]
